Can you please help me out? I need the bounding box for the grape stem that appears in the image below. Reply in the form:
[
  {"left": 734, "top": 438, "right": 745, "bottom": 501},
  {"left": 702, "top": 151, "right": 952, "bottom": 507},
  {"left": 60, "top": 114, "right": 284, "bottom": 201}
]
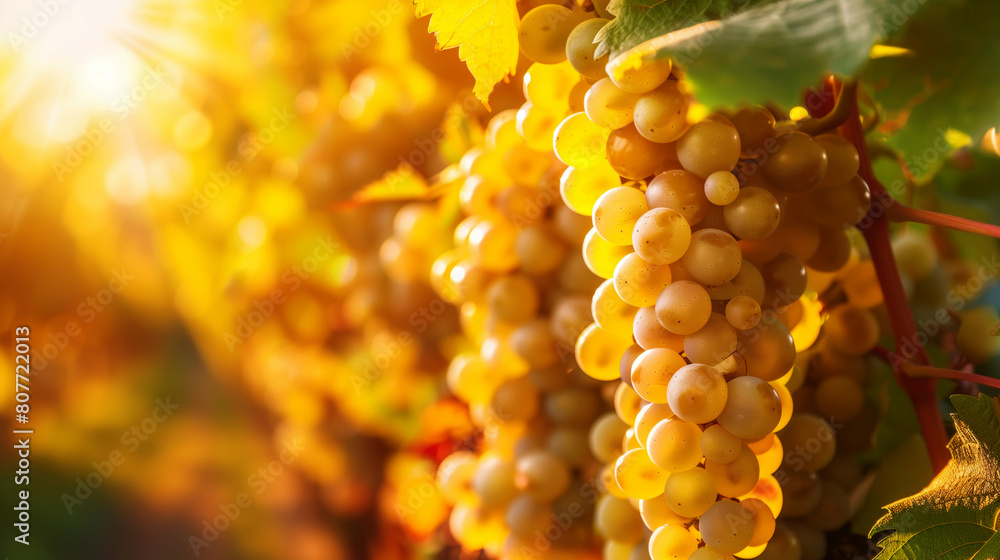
[
  {"left": 800, "top": 80, "right": 857, "bottom": 136},
  {"left": 830, "top": 80, "right": 951, "bottom": 473},
  {"left": 902, "top": 364, "right": 1000, "bottom": 390},
  {"left": 887, "top": 203, "right": 1000, "bottom": 240}
]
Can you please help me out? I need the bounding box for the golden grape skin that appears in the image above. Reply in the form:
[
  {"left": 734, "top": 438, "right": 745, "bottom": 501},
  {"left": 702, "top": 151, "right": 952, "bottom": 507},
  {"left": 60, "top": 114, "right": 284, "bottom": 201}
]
[
  {"left": 611, "top": 57, "right": 672, "bottom": 94},
  {"left": 560, "top": 162, "right": 621, "bottom": 216},
  {"left": 731, "top": 106, "right": 776, "bottom": 154},
  {"left": 584, "top": 227, "right": 633, "bottom": 278},
  {"left": 554, "top": 112, "right": 611, "bottom": 168},
  {"left": 726, "top": 295, "right": 761, "bottom": 330},
  {"left": 662, "top": 466, "right": 717, "bottom": 517},
  {"left": 595, "top": 495, "right": 644, "bottom": 543},
  {"left": 761, "top": 131, "right": 829, "bottom": 192},
  {"left": 577, "top": 322, "right": 631, "bottom": 381},
  {"left": 607, "top": 124, "right": 678, "bottom": 180},
  {"left": 804, "top": 174, "right": 871, "bottom": 228},
  {"left": 634, "top": 80, "right": 689, "bottom": 143},
  {"left": 814, "top": 134, "right": 860, "bottom": 186},
  {"left": 566, "top": 18, "right": 611, "bottom": 79},
  {"left": 632, "top": 208, "right": 692, "bottom": 265},
  {"left": 676, "top": 121, "right": 742, "bottom": 179},
  {"left": 633, "top": 305, "right": 686, "bottom": 351},
  {"left": 666, "top": 363, "right": 728, "bottom": 424},
  {"left": 806, "top": 226, "right": 852, "bottom": 272},
  {"left": 700, "top": 500, "right": 755, "bottom": 554},
  {"left": 615, "top": 447, "right": 669, "bottom": 499},
  {"left": 680, "top": 228, "right": 743, "bottom": 286},
  {"left": 823, "top": 305, "right": 880, "bottom": 355},
  {"left": 630, "top": 348, "right": 686, "bottom": 403},
  {"left": 716, "top": 376, "right": 782, "bottom": 440},
  {"left": 701, "top": 424, "right": 743, "bottom": 464},
  {"left": 736, "top": 319, "right": 796, "bottom": 381},
  {"left": 517, "top": 101, "right": 564, "bottom": 152},
  {"left": 613, "top": 252, "right": 673, "bottom": 307},
  {"left": 655, "top": 280, "right": 712, "bottom": 335},
  {"left": 594, "top": 186, "right": 649, "bottom": 245},
  {"left": 646, "top": 169, "right": 712, "bottom": 226},
  {"left": 585, "top": 77, "right": 640, "bottom": 130},
  {"left": 518, "top": 5, "right": 588, "bottom": 64},
  {"left": 646, "top": 418, "right": 703, "bottom": 472},
  {"left": 723, "top": 186, "right": 781, "bottom": 240},
  {"left": 705, "top": 444, "right": 759, "bottom": 497},
  {"left": 705, "top": 171, "right": 740, "bottom": 205},
  {"left": 684, "top": 312, "right": 738, "bottom": 365}
]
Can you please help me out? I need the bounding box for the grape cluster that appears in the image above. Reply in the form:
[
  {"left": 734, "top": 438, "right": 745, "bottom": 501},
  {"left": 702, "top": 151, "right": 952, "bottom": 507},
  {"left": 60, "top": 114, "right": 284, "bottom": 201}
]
[
  {"left": 421, "top": 95, "right": 627, "bottom": 557},
  {"left": 405, "top": 3, "right": 978, "bottom": 559}
]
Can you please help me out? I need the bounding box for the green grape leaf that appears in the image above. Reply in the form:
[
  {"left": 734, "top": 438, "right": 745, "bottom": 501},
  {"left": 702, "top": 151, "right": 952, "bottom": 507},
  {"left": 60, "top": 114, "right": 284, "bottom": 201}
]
[
  {"left": 605, "top": 0, "right": 927, "bottom": 110},
  {"left": 594, "top": 0, "right": 774, "bottom": 59},
  {"left": 864, "top": 0, "right": 1000, "bottom": 179},
  {"left": 871, "top": 394, "right": 1000, "bottom": 560}
]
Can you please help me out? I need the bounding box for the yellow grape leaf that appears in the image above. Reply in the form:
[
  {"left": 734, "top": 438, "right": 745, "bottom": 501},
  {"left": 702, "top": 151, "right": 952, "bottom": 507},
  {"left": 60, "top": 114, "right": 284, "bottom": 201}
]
[
  {"left": 415, "top": 0, "right": 519, "bottom": 107},
  {"left": 871, "top": 394, "right": 1000, "bottom": 560}
]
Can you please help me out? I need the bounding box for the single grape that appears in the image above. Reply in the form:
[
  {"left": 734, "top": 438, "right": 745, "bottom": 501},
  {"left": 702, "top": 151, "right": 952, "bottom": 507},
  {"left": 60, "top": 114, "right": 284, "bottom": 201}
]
[
  {"left": 611, "top": 57, "right": 672, "bottom": 94},
  {"left": 595, "top": 186, "right": 650, "bottom": 245},
  {"left": 683, "top": 312, "right": 738, "bottom": 365},
  {"left": 647, "top": 169, "right": 712, "bottom": 225},
  {"left": 723, "top": 186, "right": 781, "bottom": 240},
  {"left": 554, "top": 112, "right": 612, "bottom": 168},
  {"left": 607, "top": 124, "right": 678, "bottom": 180},
  {"left": 705, "top": 171, "right": 740, "bottom": 205},
  {"left": 519, "top": 5, "right": 588, "bottom": 64},
  {"left": 615, "top": 448, "right": 669, "bottom": 499},
  {"left": 760, "top": 132, "right": 828, "bottom": 191},
  {"left": 634, "top": 80, "right": 689, "bottom": 143},
  {"left": 566, "top": 18, "right": 611, "bottom": 79},
  {"left": 716, "top": 376, "right": 782, "bottom": 440},
  {"left": 662, "top": 466, "right": 717, "bottom": 517},
  {"left": 701, "top": 424, "right": 743, "bottom": 464},
  {"left": 613, "top": 252, "right": 673, "bottom": 307},
  {"left": 586, "top": 77, "right": 641, "bottom": 130},
  {"left": 560, "top": 161, "right": 621, "bottom": 215},
  {"left": 655, "top": 280, "right": 712, "bottom": 335},
  {"left": 680, "top": 228, "right": 743, "bottom": 286},
  {"left": 632, "top": 208, "right": 692, "bottom": 265},
  {"left": 630, "top": 348, "right": 687, "bottom": 403},
  {"left": 814, "top": 134, "right": 860, "bottom": 187},
  {"left": 648, "top": 523, "right": 698, "bottom": 560},
  {"left": 645, "top": 418, "right": 703, "bottom": 472},
  {"left": 666, "top": 363, "right": 728, "bottom": 424},
  {"left": 726, "top": 295, "right": 761, "bottom": 330},
  {"left": 700, "top": 500, "right": 755, "bottom": 554},
  {"left": 676, "top": 121, "right": 741, "bottom": 179}
]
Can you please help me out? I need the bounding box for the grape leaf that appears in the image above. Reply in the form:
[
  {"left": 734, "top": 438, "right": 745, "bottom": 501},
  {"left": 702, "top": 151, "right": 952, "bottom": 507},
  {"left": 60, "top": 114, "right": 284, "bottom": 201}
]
[
  {"left": 415, "top": 0, "right": 519, "bottom": 106},
  {"left": 871, "top": 394, "right": 1000, "bottom": 560},
  {"left": 864, "top": 0, "right": 1000, "bottom": 179},
  {"left": 594, "top": 0, "right": 774, "bottom": 59},
  {"left": 605, "top": 0, "right": 924, "bottom": 109}
]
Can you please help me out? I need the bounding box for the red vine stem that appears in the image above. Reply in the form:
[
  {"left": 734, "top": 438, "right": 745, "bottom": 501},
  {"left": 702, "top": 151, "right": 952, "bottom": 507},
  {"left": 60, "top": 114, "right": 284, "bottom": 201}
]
[
  {"left": 888, "top": 204, "right": 1000, "bottom": 240},
  {"left": 903, "top": 364, "right": 1000, "bottom": 391},
  {"left": 833, "top": 83, "right": 951, "bottom": 473}
]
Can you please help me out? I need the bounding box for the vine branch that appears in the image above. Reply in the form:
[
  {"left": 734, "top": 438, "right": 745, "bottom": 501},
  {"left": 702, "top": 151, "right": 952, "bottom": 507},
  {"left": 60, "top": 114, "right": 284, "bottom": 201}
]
[
  {"left": 831, "top": 80, "right": 951, "bottom": 473},
  {"left": 888, "top": 203, "right": 1000, "bottom": 240},
  {"left": 800, "top": 80, "right": 857, "bottom": 136}
]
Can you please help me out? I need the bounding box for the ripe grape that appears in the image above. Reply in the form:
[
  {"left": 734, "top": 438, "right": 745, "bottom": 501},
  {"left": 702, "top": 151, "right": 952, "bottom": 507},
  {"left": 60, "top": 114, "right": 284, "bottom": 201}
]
[
  {"left": 676, "top": 121, "right": 741, "bottom": 179},
  {"left": 586, "top": 77, "right": 641, "bottom": 130},
  {"left": 634, "top": 80, "right": 689, "bottom": 143},
  {"left": 632, "top": 208, "right": 692, "bottom": 265},
  {"left": 566, "top": 18, "right": 611, "bottom": 79}
]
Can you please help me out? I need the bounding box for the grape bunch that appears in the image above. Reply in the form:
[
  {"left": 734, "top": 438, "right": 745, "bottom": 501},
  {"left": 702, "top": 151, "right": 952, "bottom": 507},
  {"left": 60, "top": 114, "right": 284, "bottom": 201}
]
[
  {"left": 400, "top": 2, "right": 984, "bottom": 559},
  {"left": 420, "top": 102, "right": 627, "bottom": 558}
]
